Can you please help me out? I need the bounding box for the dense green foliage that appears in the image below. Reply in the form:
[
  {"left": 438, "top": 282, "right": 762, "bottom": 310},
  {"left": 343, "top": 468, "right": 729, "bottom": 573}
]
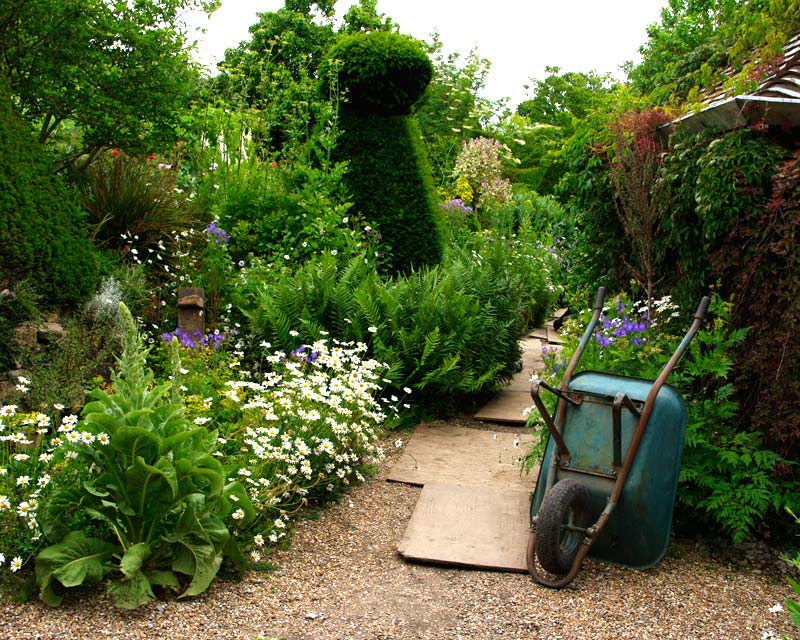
[
  {"left": 35, "top": 304, "right": 251, "bottom": 608},
  {"left": 787, "top": 510, "right": 800, "bottom": 629},
  {"left": 189, "top": 117, "right": 357, "bottom": 267},
  {"left": 0, "top": 78, "right": 101, "bottom": 305},
  {"left": 560, "top": 107, "right": 799, "bottom": 463},
  {"left": 212, "top": 3, "right": 335, "bottom": 154},
  {"left": 629, "top": 0, "right": 800, "bottom": 105},
  {"left": 554, "top": 114, "right": 625, "bottom": 297},
  {"left": 662, "top": 129, "right": 784, "bottom": 303},
  {"left": 328, "top": 31, "right": 444, "bottom": 275},
  {"left": 492, "top": 68, "right": 613, "bottom": 196},
  {"left": 246, "top": 236, "right": 555, "bottom": 414},
  {"left": 413, "top": 38, "right": 495, "bottom": 189},
  {"left": 0, "top": 0, "right": 213, "bottom": 157},
  {"left": 717, "top": 148, "right": 800, "bottom": 462}
]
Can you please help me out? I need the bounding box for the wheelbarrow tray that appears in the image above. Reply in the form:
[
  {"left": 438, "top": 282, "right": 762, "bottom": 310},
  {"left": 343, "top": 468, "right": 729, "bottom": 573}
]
[{"left": 530, "top": 370, "right": 687, "bottom": 569}]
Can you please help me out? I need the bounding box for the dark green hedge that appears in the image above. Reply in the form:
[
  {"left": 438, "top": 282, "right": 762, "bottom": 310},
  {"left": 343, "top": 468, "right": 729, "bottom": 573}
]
[
  {"left": 0, "top": 78, "right": 100, "bottom": 305},
  {"left": 326, "top": 31, "right": 443, "bottom": 275}
]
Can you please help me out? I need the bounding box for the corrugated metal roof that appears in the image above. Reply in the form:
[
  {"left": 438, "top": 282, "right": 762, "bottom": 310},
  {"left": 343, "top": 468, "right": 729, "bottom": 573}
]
[{"left": 671, "top": 30, "right": 800, "bottom": 132}]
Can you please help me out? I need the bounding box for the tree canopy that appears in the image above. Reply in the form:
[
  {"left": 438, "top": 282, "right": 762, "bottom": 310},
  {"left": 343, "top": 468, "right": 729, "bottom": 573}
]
[
  {"left": 517, "top": 67, "right": 612, "bottom": 129},
  {"left": 0, "top": 0, "right": 218, "bottom": 160},
  {"left": 628, "top": 0, "right": 800, "bottom": 104}
]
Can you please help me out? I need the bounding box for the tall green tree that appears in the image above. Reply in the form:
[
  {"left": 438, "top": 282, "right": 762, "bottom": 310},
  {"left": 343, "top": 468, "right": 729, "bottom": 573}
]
[
  {"left": 339, "top": 0, "right": 396, "bottom": 34},
  {"left": 211, "top": 2, "right": 336, "bottom": 153},
  {"left": 517, "top": 67, "right": 611, "bottom": 129},
  {"left": 499, "top": 67, "right": 612, "bottom": 194},
  {"left": 0, "top": 0, "right": 217, "bottom": 161}
]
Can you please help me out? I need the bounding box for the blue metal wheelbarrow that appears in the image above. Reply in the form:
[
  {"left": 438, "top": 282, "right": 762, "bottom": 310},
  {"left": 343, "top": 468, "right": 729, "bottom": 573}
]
[{"left": 527, "top": 288, "right": 710, "bottom": 588}]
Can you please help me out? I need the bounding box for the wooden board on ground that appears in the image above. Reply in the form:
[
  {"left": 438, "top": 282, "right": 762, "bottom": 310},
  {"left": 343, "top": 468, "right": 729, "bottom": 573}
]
[
  {"left": 387, "top": 423, "right": 533, "bottom": 489},
  {"left": 473, "top": 391, "right": 532, "bottom": 425},
  {"left": 474, "top": 337, "right": 543, "bottom": 423},
  {"left": 397, "top": 483, "right": 530, "bottom": 572}
]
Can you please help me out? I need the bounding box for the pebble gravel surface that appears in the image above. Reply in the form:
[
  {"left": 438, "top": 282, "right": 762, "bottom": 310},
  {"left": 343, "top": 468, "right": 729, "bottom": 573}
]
[{"left": 0, "top": 422, "right": 796, "bottom": 640}]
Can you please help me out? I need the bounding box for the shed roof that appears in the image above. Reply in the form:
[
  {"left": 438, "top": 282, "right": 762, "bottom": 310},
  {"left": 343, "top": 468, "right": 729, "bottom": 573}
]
[{"left": 670, "top": 30, "right": 800, "bottom": 132}]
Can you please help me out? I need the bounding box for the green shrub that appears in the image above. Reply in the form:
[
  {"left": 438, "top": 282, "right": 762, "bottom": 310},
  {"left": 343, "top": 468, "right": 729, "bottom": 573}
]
[
  {"left": 79, "top": 151, "right": 194, "bottom": 250},
  {"left": 181, "top": 101, "right": 358, "bottom": 269},
  {"left": 555, "top": 120, "right": 627, "bottom": 301},
  {"left": 211, "top": 160, "right": 358, "bottom": 266},
  {"left": 326, "top": 32, "right": 445, "bottom": 275},
  {"left": 694, "top": 131, "right": 782, "bottom": 250},
  {"left": 0, "top": 77, "right": 100, "bottom": 305},
  {"left": 713, "top": 146, "right": 799, "bottom": 464}
]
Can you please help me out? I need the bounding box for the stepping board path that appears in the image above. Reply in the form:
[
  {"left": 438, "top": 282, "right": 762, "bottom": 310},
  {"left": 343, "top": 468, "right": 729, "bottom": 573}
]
[
  {"left": 391, "top": 311, "right": 566, "bottom": 572},
  {"left": 389, "top": 422, "right": 535, "bottom": 572},
  {"left": 473, "top": 310, "right": 567, "bottom": 425}
]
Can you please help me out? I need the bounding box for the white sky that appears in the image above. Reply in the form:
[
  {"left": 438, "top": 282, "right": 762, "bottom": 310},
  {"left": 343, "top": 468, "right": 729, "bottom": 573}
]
[{"left": 183, "top": 0, "right": 668, "bottom": 108}]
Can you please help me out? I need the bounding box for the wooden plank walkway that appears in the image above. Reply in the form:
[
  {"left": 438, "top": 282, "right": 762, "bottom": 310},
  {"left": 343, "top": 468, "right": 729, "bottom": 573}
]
[
  {"left": 390, "top": 424, "right": 536, "bottom": 573},
  {"left": 397, "top": 483, "right": 531, "bottom": 572},
  {"left": 474, "top": 311, "right": 567, "bottom": 425},
  {"left": 392, "top": 310, "right": 566, "bottom": 572},
  {"left": 387, "top": 422, "right": 532, "bottom": 488}
]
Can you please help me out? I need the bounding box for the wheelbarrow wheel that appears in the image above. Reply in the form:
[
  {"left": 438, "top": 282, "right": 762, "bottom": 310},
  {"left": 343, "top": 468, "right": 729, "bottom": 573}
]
[{"left": 535, "top": 478, "right": 591, "bottom": 574}]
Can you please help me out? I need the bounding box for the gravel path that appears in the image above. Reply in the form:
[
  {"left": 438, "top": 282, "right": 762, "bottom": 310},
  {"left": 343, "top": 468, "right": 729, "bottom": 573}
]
[{"left": 1, "top": 420, "right": 796, "bottom": 640}]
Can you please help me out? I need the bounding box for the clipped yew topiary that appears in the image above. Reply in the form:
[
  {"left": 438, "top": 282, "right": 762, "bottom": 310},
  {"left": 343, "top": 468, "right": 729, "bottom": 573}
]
[
  {"left": 0, "top": 76, "right": 100, "bottom": 305},
  {"left": 325, "top": 31, "right": 444, "bottom": 275}
]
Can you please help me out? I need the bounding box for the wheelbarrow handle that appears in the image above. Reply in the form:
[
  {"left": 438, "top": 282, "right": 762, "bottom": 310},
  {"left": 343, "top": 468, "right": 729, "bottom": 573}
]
[
  {"left": 558, "top": 286, "right": 606, "bottom": 392},
  {"left": 695, "top": 296, "right": 711, "bottom": 320},
  {"left": 593, "top": 287, "right": 606, "bottom": 312}
]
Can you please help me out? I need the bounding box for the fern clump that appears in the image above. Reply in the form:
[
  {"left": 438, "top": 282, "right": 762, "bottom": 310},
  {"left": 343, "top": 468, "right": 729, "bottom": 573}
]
[{"left": 245, "top": 241, "right": 555, "bottom": 414}]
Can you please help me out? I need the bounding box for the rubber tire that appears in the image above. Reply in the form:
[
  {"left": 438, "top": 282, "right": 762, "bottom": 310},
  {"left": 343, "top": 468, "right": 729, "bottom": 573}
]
[{"left": 535, "top": 478, "right": 591, "bottom": 574}]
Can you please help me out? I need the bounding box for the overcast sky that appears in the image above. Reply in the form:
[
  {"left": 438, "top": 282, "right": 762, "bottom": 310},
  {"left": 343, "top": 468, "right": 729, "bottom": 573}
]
[{"left": 183, "top": 0, "right": 668, "bottom": 108}]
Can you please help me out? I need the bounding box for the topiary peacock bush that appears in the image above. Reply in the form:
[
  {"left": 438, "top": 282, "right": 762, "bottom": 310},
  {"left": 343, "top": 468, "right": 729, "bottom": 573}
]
[{"left": 324, "top": 31, "right": 445, "bottom": 276}]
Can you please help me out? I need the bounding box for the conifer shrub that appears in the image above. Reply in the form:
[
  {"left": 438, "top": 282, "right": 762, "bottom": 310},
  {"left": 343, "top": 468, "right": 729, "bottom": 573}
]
[
  {"left": 0, "top": 78, "right": 100, "bottom": 306},
  {"left": 325, "top": 32, "right": 444, "bottom": 275}
]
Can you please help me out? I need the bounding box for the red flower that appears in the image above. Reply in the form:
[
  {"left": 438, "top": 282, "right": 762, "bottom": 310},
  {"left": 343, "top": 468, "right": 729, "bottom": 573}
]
[
  {"left": 269, "top": 161, "right": 278, "bottom": 168},
  {"left": 111, "top": 149, "right": 119, "bottom": 156},
  {"left": 147, "top": 154, "right": 156, "bottom": 160}
]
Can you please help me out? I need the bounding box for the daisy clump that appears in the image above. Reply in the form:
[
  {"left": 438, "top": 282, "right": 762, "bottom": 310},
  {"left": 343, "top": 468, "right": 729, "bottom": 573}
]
[
  {"left": 218, "top": 338, "right": 401, "bottom": 552},
  {"left": 0, "top": 383, "right": 75, "bottom": 576}
]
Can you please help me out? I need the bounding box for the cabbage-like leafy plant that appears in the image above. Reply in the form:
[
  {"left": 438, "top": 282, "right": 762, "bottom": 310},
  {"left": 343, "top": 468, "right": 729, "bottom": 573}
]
[{"left": 35, "top": 303, "right": 253, "bottom": 609}]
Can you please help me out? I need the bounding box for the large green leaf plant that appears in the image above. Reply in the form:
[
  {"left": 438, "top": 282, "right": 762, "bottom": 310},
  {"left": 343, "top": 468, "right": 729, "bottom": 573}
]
[{"left": 34, "top": 303, "right": 253, "bottom": 608}]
